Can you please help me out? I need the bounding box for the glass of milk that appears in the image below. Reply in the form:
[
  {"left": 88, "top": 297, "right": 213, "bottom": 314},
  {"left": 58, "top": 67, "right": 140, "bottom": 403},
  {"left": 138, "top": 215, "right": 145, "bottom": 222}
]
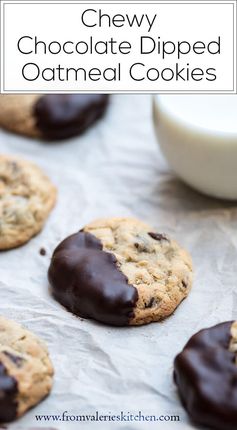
[{"left": 153, "top": 95, "right": 237, "bottom": 200}]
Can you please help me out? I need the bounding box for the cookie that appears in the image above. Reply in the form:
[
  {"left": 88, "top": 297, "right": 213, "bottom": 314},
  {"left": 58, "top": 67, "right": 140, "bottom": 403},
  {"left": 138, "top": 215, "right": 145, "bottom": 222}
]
[
  {"left": 0, "top": 154, "right": 56, "bottom": 250},
  {"left": 48, "top": 217, "right": 193, "bottom": 326},
  {"left": 0, "top": 316, "right": 54, "bottom": 423},
  {"left": 174, "top": 321, "right": 237, "bottom": 430},
  {"left": 0, "top": 94, "right": 109, "bottom": 140}
]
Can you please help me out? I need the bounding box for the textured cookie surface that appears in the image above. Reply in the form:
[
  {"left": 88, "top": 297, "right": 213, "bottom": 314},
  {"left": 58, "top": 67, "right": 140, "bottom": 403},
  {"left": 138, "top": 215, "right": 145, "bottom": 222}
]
[
  {"left": 0, "top": 316, "right": 54, "bottom": 423},
  {"left": 48, "top": 217, "right": 193, "bottom": 326},
  {"left": 0, "top": 94, "right": 109, "bottom": 140},
  {"left": 0, "top": 154, "right": 56, "bottom": 249},
  {"left": 174, "top": 321, "right": 237, "bottom": 430}
]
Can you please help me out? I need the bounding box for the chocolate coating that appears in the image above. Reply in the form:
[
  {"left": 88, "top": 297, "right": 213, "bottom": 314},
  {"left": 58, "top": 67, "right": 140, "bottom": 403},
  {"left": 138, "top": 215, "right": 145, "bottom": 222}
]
[
  {"left": 48, "top": 231, "right": 138, "bottom": 326},
  {"left": 34, "top": 94, "right": 109, "bottom": 140},
  {"left": 0, "top": 362, "right": 17, "bottom": 422},
  {"left": 174, "top": 321, "right": 237, "bottom": 430}
]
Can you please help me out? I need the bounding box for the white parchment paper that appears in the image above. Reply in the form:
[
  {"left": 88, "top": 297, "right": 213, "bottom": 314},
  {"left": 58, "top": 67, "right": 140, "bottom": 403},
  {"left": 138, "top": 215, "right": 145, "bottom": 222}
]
[{"left": 0, "top": 95, "right": 236, "bottom": 430}]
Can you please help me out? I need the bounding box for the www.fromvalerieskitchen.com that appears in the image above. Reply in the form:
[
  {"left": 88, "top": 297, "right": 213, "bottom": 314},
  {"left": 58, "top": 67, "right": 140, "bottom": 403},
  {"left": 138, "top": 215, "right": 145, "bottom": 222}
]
[{"left": 35, "top": 411, "right": 180, "bottom": 423}]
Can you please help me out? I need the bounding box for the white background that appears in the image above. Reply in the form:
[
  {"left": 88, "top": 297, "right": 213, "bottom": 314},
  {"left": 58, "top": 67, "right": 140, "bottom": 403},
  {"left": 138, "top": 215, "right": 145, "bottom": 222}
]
[{"left": 0, "top": 1, "right": 236, "bottom": 93}]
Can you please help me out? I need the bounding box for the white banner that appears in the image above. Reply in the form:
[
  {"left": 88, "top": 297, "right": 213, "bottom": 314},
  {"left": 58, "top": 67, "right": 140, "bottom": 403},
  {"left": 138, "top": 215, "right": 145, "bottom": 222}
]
[{"left": 0, "top": 1, "right": 236, "bottom": 93}]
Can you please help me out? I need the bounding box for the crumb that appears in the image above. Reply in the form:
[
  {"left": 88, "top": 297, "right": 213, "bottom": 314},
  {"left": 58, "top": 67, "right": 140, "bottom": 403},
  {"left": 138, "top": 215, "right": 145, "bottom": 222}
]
[{"left": 39, "top": 247, "right": 46, "bottom": 256}]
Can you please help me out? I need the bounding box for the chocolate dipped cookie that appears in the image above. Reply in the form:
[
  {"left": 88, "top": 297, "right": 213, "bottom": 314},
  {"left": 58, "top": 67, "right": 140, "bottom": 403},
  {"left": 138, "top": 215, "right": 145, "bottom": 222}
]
[
  {"left": 0, "top": 94, "right": 109, "bottom": 140},
  {"left": 0, "top": 317, "right": 53, "bottom": 423},
  {"left": 174, "top": 321, "right": 237, "bottom": 430},
  {"left": 48, "top": 217, "right": 193, "bottom": 326}
]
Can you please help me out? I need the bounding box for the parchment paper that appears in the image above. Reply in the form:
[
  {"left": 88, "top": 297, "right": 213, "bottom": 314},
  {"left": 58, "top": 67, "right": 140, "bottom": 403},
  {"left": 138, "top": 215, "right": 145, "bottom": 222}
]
[{"left": 0, "top": 95, "right": 236, "bottom": 430}]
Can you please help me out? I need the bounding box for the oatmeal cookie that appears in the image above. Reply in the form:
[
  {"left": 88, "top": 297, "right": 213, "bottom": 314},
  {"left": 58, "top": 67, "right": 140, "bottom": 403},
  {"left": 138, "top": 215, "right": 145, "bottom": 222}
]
[
  {"left": 0, "top": 316, "right": 53, "bottom": 423},
  {"left": 174, "top": 321, "right": 237, "bottom": 430},
  {"left": 0, "top": 94, "right": 109, "bottom": 140},
  {"left": 0, "top": 154, "right": 56, "bottom": 249},
  {"left": 48, "top": 217, "right": 193, "bottom": 326}
]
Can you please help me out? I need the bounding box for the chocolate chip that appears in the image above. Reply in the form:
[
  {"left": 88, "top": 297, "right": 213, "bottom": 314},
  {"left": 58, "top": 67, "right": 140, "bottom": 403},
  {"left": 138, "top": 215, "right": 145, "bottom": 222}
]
[
  {"left": 145, "top": 297, "right": 156, "bottom": 308},
  {"left": 39, "top": 247, "right": 46, "bottom": 256},
  {"left": 134, "top": 242, "right": 149, "bottom": 252},
  {"left": 3, "top": 351, "right": 24, "bottom": 367},
  {"left": 182, "top": 281, "right": 187, "bottom": 289},
  {"left": 148, "top": 232, "right": 168, "bottom": 242}
]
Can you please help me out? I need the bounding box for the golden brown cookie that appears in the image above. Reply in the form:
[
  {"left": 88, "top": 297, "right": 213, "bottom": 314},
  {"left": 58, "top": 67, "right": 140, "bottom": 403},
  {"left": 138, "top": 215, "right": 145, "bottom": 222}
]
[
  {"left": 0, "top": 154, "right": 56, "bottom": 250},
  {"left": 0, "top": 316, "right": 54, "bottom": 422},
  {"left": 48, "top": 217, "right": 193, "bottom": 326},
  {"left": 0, "top": 94, "right": 109, "bottom": 140}
]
